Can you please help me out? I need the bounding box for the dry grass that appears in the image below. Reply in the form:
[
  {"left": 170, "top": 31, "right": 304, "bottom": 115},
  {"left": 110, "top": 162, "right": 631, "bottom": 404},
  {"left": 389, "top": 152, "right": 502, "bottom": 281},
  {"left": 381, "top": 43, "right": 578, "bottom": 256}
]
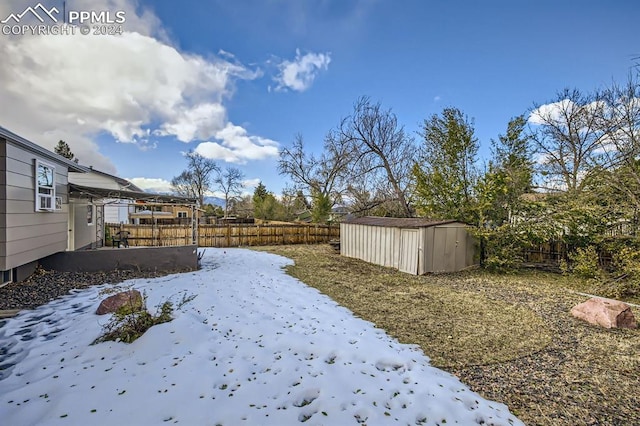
[{"left": 256, "top": 244, "right": 640, "bottom": 426}]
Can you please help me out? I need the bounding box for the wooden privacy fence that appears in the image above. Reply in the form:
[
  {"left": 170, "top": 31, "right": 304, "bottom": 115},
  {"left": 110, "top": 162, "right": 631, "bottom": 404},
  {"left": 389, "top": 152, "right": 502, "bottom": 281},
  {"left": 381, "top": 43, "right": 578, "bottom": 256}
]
[
  {"left": 522, "top": 241, "right": 568, "bottom": 265},
  {"left": 105, "top": 223, "right": 339, "bottom": 248},
  {"left": 522, "top": 241, "right": 616, "bottom": 266}
]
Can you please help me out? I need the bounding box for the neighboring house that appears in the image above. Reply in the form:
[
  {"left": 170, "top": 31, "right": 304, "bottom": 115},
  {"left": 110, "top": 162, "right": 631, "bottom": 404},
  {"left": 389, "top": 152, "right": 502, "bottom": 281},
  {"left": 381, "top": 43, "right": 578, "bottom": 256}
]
[
  {"left": 0, "top": 127, "right": 89, "bottom": 283},
  {"left": 130, "top": 203, "right": 200, "bottom": 224},
  {"left": 293, "top": 206, "right": 348, "bottom": 224},
  {"left": 340, "top": 216, "right": 477, "bottom": 274},
  {"left": 69, "top": 168, "right": 143, "bottom": 224},
  {"left": 329, "top": 205, "right": 349, "bottom": 223},
  {"left": 295, "top": 209, "right": 313, "bottom": 223}
]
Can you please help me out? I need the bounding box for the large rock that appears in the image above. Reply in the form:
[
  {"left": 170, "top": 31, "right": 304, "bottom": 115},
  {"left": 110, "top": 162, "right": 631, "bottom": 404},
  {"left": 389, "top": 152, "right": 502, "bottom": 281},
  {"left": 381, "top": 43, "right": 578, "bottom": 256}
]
[
  {"left": 570, "top": 297, "right": 637, "bottom": 329},
  {"left": 96, "top": 290, "right": 143, "bottom": 315}
]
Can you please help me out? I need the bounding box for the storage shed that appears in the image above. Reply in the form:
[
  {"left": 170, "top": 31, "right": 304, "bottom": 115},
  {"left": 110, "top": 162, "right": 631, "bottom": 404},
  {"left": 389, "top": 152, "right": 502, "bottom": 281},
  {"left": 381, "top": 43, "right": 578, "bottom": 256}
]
[{"left": 340, "top": 217, "right": 477, "bottom": 274}]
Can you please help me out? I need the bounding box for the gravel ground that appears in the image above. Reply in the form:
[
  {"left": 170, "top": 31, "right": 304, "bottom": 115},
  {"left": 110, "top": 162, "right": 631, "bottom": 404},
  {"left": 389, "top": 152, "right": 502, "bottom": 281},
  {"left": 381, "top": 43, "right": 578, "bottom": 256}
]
[
  {"left": 446, "top": 276, "right": 640, "bottom": 425},
  {"left": 0, "top": 268, "right": 171, "bottom": 311}
]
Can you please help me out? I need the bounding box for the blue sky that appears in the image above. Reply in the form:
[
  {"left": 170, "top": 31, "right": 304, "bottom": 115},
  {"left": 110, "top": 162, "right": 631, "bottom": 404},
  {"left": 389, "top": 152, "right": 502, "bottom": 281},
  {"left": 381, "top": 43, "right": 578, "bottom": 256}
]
[{"left": 1, "top": 0, "right": 638, "bottom": 196}]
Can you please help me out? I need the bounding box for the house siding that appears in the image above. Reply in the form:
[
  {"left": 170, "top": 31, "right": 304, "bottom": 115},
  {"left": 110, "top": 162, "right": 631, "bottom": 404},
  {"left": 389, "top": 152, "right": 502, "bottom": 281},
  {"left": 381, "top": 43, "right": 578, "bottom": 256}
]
[
  {"left": 68, "top": 172, "right": 119, "bottom": 190},
  {"left": 102, "top": 199, "right": 130, "bottom": 224},
  {"left": 72, "top": 201, "right": 97, "bottom": 250},
  {"left": 0, "top": 139, "right": 70, "bottom": 271}
]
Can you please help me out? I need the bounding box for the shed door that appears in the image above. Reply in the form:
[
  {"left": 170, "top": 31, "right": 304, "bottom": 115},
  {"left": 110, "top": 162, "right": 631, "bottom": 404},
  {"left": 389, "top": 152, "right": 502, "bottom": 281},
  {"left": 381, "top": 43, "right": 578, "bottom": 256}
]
[
  {"left": 399, "top": 229, "right": 419, "bottom": 274},
  {"left": 433, "top": 226, "right": 461, "bottom": 272}
]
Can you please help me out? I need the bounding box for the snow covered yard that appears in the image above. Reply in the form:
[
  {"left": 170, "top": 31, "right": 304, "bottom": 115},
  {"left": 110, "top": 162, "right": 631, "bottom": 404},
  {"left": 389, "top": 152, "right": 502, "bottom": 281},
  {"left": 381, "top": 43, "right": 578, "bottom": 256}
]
[{"left": 0, "top": 249, "right": 522, "bottom": 425}]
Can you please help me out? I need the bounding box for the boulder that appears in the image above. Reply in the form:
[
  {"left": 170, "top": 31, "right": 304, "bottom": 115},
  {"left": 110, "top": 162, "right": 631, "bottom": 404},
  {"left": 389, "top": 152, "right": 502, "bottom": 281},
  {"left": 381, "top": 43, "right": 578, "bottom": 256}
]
[
  {"left": 96, "top": 290, "right": 143, "bottom": 315},
  {"left": 570, "top": 297, "right": 637, "bottom": 329}
]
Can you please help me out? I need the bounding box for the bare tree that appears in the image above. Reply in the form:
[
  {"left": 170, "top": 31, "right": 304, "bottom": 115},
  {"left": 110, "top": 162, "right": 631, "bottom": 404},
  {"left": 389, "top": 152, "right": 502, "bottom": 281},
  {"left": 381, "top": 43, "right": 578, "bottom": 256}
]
[
  {"left": 338, "top": 96, "right": 415, "bottom": 217},
  {"left": 215, "top": 166, "right": 245, "bottom": 218},
  {"left": 528, "top": 89, "right": 605, "bottom": 192},
  {"left": 592, "top": 74, "right": 640, "bottom": 209},
  {"left": 171, "top": 151, "right": 220, "bottom": 206},
  {"left": 278, "top": 133, "right": 354, "bottom": 221}
]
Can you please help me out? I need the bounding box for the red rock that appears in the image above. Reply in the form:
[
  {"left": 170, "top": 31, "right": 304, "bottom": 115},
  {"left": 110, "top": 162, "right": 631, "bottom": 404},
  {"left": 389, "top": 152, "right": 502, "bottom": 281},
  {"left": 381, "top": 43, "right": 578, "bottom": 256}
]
[
  {"left": 570, "top": 297, "right": 637, "bottom": 329},
  {"left": 96, "top": 290, "right": 143, "bottom": 315}
]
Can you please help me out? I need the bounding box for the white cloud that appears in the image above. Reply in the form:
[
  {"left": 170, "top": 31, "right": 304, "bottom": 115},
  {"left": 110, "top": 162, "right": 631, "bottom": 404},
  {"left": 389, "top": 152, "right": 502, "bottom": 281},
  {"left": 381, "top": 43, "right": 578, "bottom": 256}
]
[
  {"left": 274, "top": 49, "right": 331, "bottom": 92},
  {"left": 127, "top": 177, "right": 173, "bottom": 193},
  {"left": 242, "top": 178, "right": 261, "bottom": 188},
  {"left": 528, "top": 100, "right": 574, "bottom": 125},
  {"left": 195, "top": 123, "right": 279, "bottom": 164},
  {"left": 0, "top": 0, "right": 268, "bottom": 172},
  {"left": 1, "top": 32, "right": 250, "bottom": 142},
  {"left": 528, "top": 99, "right": 604, "bottom": 126},
  {"left": 157, "top": 103, "right": 227, "bottom": 143}
]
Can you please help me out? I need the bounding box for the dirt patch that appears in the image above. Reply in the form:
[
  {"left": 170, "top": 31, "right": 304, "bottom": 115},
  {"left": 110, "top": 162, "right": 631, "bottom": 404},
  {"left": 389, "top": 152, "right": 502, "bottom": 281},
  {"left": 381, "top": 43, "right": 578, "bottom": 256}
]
[{"left": 258, "top": 244, "right": 640, "bottom": 426}]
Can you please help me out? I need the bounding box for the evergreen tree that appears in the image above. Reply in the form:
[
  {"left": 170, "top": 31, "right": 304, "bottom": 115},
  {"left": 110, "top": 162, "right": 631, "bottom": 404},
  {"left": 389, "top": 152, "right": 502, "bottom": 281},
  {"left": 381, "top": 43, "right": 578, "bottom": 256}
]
[
  {"left": 311, "top": 190, "right": 332, "bottom": 223},
  {"left": 412, "top": 107, "right": 479, "bottom": 223},
  {"left": 253, "top": 182, "right": 286, "bottom": 220},
  {"left": 486, "top": 115, "right": 534, "bottom": 224},
  {"left": 54, "top": 140, "right": 78, "bottom": 162},
  {"left": 253, "top": 182, "right": 268, "bottom": 203}
]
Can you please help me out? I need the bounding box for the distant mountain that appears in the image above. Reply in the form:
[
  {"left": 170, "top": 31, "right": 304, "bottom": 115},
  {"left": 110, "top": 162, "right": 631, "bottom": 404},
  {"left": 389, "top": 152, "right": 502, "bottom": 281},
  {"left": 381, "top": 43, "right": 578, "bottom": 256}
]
[{"left": 203, "top": 196, "right": 225, "bottom": 207}]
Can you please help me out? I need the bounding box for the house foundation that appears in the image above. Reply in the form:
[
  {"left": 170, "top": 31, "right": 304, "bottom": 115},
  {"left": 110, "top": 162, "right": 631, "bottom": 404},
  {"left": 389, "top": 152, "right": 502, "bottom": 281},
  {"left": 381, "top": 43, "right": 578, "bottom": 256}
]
[{"left": 39, "top": 245, "right": 198, "bottom": 273}]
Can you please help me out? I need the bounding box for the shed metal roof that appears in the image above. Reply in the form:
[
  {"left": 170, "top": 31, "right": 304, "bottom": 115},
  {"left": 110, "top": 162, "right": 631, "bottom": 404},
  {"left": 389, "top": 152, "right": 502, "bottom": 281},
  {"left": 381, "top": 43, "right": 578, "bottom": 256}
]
[{"left": 343, "top": 216, "right": 461, "bottom": 228}]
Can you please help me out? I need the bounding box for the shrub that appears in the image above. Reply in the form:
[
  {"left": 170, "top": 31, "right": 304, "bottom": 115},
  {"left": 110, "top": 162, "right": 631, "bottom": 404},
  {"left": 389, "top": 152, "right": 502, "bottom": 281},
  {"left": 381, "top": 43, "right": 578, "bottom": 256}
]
[
  {"left": 609, "top": 246, "right": 640, "bottom": 298},
  {"left": 472, "top": 224, "right": 526, "bottom": 273},
  {"left": 563, "top": 245, "right": 601, "bottom": 279},
  {"left": 93, "top": 295, "right": 173, "bottom": 344}
]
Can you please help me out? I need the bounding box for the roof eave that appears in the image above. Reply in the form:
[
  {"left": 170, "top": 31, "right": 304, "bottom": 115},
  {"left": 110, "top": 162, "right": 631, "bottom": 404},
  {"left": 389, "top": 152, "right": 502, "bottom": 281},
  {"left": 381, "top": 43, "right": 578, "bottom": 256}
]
[{"left": 0, "top": 126, "right": 89, "bottom": 173}]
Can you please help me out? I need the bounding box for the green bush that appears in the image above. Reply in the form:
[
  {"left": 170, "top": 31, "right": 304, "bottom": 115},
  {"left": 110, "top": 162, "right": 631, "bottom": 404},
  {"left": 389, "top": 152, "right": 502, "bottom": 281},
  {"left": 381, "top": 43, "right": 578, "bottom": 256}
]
[
  {"left": 563, "top": 246, "right": 601, "bottom": 279},
  {"left": 610, "top": 246, "right": 640, "bottom": 298},
  {"left": 472, "top": 224, "right": 526, "bottom": 273},
  {"left": 483, "top": 245, "right": 523, "bottom": 273}
]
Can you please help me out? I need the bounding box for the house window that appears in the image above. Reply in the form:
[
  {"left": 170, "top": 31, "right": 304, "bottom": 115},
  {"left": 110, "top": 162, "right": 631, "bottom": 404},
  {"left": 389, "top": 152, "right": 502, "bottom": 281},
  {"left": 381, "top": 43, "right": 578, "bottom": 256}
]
[
  {"left": 1, "top": 269, "right": 12, "bottom": 285},
  {"left": 135, "top": 205, "right": 162, "bottom": 213},
  {"left": 35, "top": 160, "right": 55, "bottom": 211},
  {"left": 87, "top": 205, "right": 94, "bottom": 225},
  {"left": 177, "top": 211, "right": 188, "bottom": 218}
]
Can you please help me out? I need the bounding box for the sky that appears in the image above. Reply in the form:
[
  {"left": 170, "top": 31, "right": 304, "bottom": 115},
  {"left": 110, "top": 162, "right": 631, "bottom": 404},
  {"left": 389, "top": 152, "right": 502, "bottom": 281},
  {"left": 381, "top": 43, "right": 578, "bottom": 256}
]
[
  {"left": 0, "top": 0, "right": 638, "bottom": 197},
  {"left": 0, "top": 248, "right": 523, "bottom": 425}
]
